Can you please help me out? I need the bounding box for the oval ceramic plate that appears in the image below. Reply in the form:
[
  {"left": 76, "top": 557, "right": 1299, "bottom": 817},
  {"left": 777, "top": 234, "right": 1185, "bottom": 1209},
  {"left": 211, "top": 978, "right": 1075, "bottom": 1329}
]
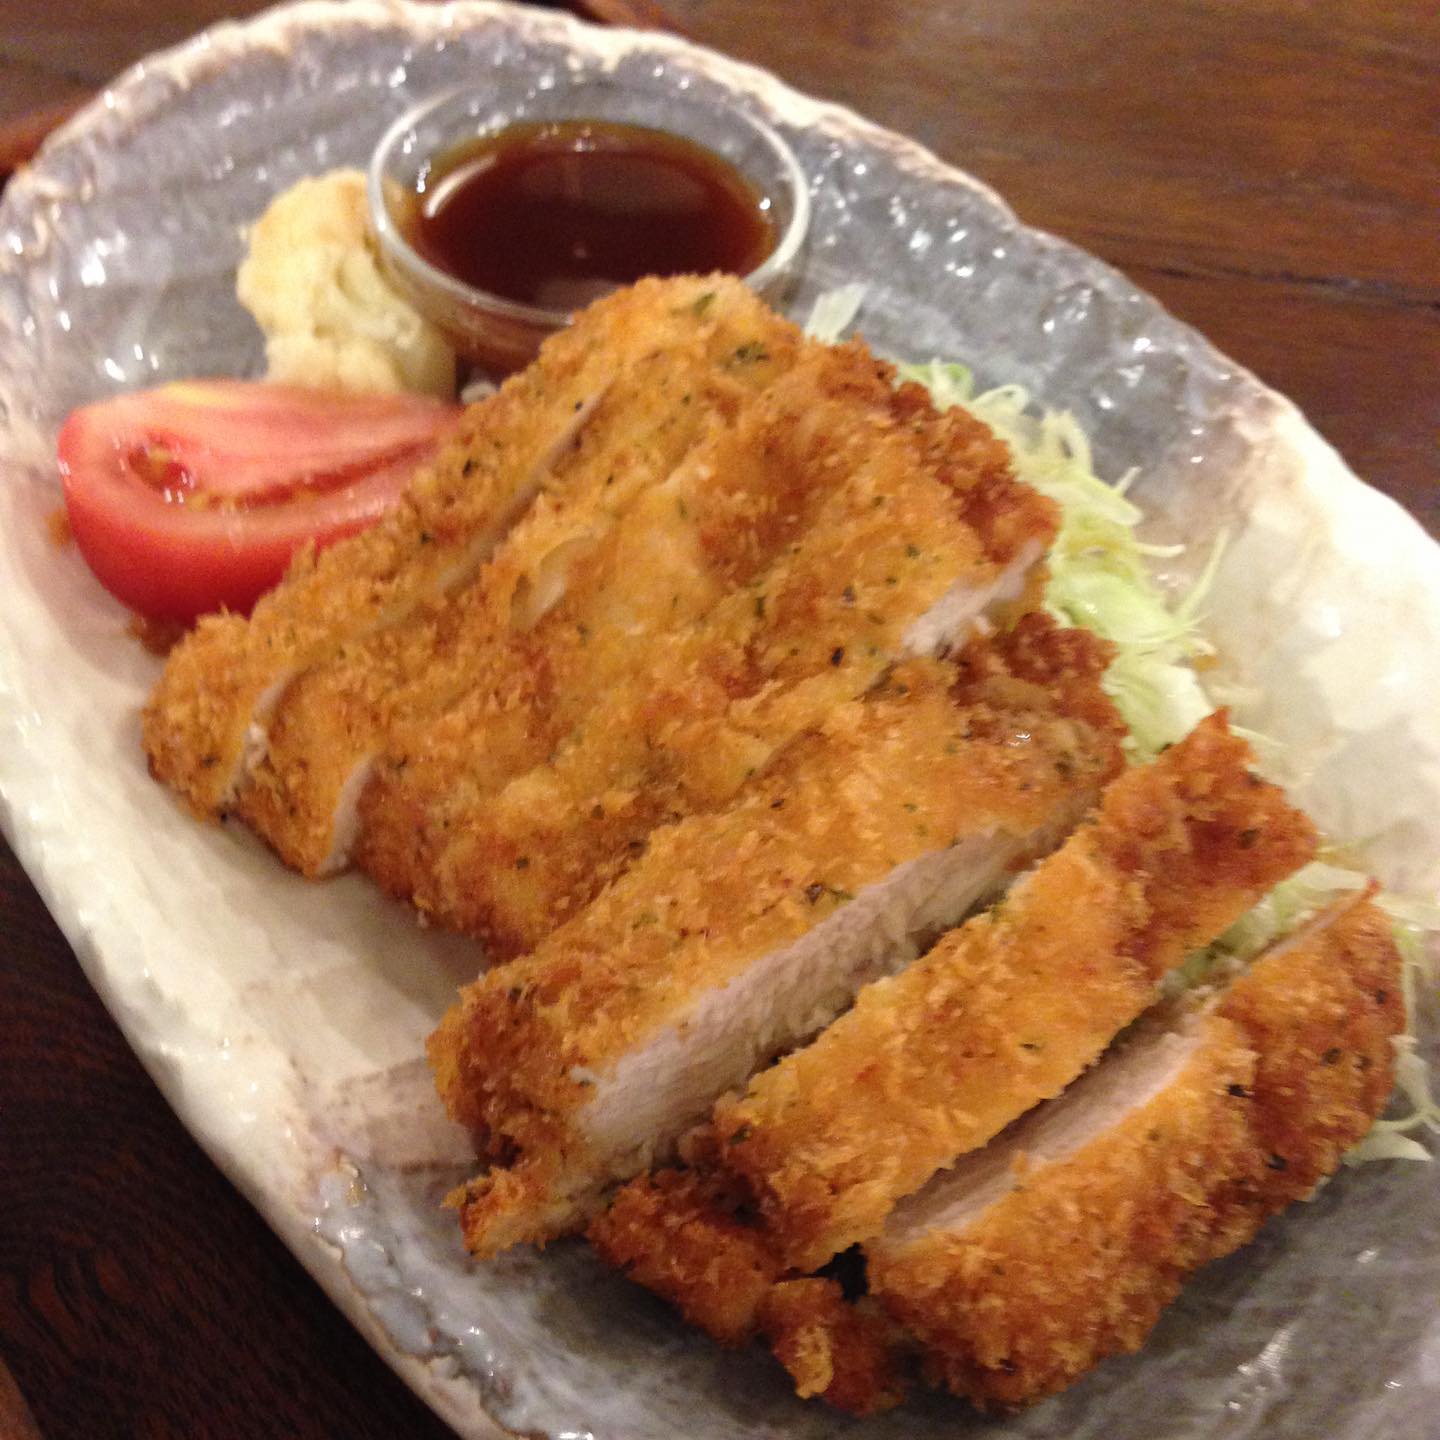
[{"left": 0, "top": 3, "right": 1437, "bottom": 1437}]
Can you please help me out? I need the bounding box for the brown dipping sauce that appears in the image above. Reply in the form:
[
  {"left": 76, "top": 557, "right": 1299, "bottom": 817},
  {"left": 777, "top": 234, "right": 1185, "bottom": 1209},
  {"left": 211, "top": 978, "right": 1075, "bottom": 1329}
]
[{"left": 407, "top": 120, "right": 777, "bottom": 312}]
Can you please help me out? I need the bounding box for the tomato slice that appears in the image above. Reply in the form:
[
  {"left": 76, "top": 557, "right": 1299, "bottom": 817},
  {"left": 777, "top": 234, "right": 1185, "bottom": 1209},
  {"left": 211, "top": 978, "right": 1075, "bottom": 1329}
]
[{"left": 58, "top": 381, "right": 459, "bottom": 624}]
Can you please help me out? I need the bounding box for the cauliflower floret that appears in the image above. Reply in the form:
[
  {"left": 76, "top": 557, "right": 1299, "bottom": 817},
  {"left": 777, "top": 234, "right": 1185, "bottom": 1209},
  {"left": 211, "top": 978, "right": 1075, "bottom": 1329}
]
[{"left": 237, "top": 169, "right": 456, "bottom": 399}]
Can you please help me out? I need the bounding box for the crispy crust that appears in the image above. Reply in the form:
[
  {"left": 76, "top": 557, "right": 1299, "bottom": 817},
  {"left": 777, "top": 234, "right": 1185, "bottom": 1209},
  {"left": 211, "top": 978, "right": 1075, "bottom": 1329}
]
[
  {"left": 866, "top": 894, "right": 1402, "bottom": 1410},
  {"left": 365, "top": 343, "right": 1056, "bottom": 953},
  {"left": 586, "top": 896, "right": 1401, "bottom": 1416},
  {"left": 868, "top": 1012, "right": 1257, "bottom": 1409},
  {"left": 588, "top": 1167, "right": 903, "bottom": 1413},
  {"left": 714, "top": 711, "right": 1318, "bottom": 1271},
  {"left": 432, "top": 619, "right": 1123, "bottom": 1255},
  {"left": 142, "top": 274, "right": 782, "bottom": 819},
  {"left": 1207, "top": 892, "right": 1405, "bottom": 1228},
  {"left": 758, "top": 1280, "right": 904, "bottom": 1416},
  {"left": 587, "top": 1168, "right": 783, "bottom": 1347},
  {"left": 144, "top": 276, "right": 1059, "bottom": 959},
  {"left": 235, "top": 278, "right": 800, "bottom": 873}
]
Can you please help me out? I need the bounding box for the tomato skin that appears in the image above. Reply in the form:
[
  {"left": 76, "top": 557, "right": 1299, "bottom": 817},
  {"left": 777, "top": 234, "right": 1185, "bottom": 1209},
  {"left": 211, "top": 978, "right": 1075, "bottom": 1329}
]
[{"left": 58, "top": 381, "right": 459, "bottom": 624}]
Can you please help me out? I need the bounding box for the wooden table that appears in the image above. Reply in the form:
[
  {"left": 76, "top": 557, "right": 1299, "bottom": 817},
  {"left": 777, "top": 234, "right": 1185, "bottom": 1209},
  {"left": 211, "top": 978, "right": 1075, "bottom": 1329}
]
[{"left": 1, "top": 2, "right": 1435, "bottom": 1436}]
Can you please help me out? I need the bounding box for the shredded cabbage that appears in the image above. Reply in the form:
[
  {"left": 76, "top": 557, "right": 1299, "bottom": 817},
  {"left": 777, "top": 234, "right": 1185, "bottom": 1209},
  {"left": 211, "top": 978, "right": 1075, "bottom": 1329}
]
[
  {"left": 802, "top": 283, "right": 867, "bottom": 344},
  {"left": 895, "top": 360, "right": 1219, "bottom": 759},
  {"left": 804, "top": 286, "right": 1438, "bottom": 1168}
]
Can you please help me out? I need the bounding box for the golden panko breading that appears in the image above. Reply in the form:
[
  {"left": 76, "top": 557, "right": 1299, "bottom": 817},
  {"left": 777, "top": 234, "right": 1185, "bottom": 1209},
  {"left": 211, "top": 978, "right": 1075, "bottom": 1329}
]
[
  {"left": 142, "top": 274, "right": 786, "bottom": 820},
  {"left": 713, "top": 711, "right": 1318, "bottom": 1271},
  {"left": 432, "top": 618, "right": 1123, "bottom": 1256},
  {"left": 868, "top": 1009, "right": 1257, "bottom": 1410},
  {"left": 758, "top": 1279, "right": 904, "bottom": 1416},
  {"left": 361, "top": 341, "right": 1055, "bottom": 953},
  {"left": 866, "top": 894, "right": 1402, "bottom": 1411},
  {"left": 1206, "top": 890, "right": 1405, "bottom": 1224},
  {"left": 134, "top": 263, "right": 1411, "bottom": 1428},
  {"left": 589, "top": 1163, "right": 904, "bottom": 1414},
  {"left": 235, "top": 277, "right": 800, "bottom": 873},
  {"left": 588, "top": 1168, "right": 783, "bottom": 1348}
]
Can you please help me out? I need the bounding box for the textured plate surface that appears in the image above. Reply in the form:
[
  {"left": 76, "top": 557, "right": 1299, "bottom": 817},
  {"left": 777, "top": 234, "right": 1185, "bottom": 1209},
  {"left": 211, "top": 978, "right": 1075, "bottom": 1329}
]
[{"left": 1, "top": 3, "right": 1438, "bottom": 1437}]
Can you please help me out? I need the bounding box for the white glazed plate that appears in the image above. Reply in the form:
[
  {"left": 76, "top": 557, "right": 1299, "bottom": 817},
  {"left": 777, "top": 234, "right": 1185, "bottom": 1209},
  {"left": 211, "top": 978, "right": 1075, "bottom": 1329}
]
[{"left": 1, "top": 4, "right": 1438, "bottom": 1437}]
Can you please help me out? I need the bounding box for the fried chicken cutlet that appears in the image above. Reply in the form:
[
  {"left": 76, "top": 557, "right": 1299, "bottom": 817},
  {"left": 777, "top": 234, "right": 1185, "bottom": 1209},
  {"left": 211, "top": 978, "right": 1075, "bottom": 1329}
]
[
  {"left": 712, "top": 711, "right": 1317, "bottom": 1271},
  {"left": 143, "top": 274, "right": 792, "bottom": 824},
  {"left": 594, "top": 892, "right": 1400, "bottom": 1417},
  {"left": 866, "top": 892, "right": 1402, "bottom": 1410},
  {"left": 360, "top": 337, "right": 1054, "bottom": 953},
  {"left": 587, "top": 714, "right": 1315, "bottom": 1362},
  {"left": 233, "top": 278, "right": 802, "bottom": 874},
  {"left": 431, "top": 616, "right": 1124, "bottom": 1255}
]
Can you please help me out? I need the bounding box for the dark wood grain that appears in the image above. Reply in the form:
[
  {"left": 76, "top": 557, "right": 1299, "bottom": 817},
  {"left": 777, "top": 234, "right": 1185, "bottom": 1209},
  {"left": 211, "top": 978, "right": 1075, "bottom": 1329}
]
[
  {"left": 573, "top": 0, "right": 685, "bottom": 33},
  {"left": 0, "top": 3, "right": 1436, "bottom": 1439}
]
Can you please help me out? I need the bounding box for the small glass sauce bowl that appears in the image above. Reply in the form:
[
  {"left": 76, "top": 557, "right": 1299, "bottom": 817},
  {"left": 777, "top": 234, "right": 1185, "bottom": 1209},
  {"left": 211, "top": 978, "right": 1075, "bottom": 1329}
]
[{"left": 367, "top": 76, "right": 810, "bottom": 377}]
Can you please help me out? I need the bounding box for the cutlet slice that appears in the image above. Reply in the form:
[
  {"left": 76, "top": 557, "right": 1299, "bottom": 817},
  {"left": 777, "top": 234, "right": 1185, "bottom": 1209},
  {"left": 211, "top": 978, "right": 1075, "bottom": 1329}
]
[
  {"left": 586, "top": 713, "right": 1316, "bottom": 1378},
  {"left": 142, "top": 274, "right": 779, "bottom": 819},
  {"left": 430, "top": 617, "right": 1124, "bottom": 1255},
  {"left": 759, "top": 1279, "right": 904, "bottom": 1416},
  {"left": 371, "top": 347, "right": 1056, "bottom": 953},
  {"left": 1203, "top": 890, "right": 1405, "bottom": 1223},
  {"left": 588, "top": 1159, "right": 904, "bottom": 1415},
  {"left": 712, "top": 711, "right": 1318, "bottom": 1271},
  {"left": 866, "top": 893, "right": 1402, "bottom": 1410},
  {"left": 589, "top": 1166, "right": 783, "bottom": 1348},
  {"left": 231, "top": 279, "right": 800, "bottom": 873}
]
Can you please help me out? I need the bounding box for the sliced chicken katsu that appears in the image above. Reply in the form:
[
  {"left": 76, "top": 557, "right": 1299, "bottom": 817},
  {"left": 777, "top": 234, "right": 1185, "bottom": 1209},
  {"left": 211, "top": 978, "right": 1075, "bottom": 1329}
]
[
  {"left": 231, "top": 280, "right": 801, "bottom": 873},
  {"left": 1202, "top": 890, "right": 1406, "bottom": 1222},
  {"left": 866, "top": 893, "right": 1402, "bottom": 1411},
  {"left": 364, "top": 352, "right": 1054, "bottom": 954},
  {"left": 587, "top": 713, "right": 1316, "bottom": 1371},
  {"left": 712, "top": 711, "right": 1318, "bottom": 1271},
  {"left": 431, "top": 616, "right": 1125, "bottom": 1254},
  {"left": 142, "top": 274, "right": 787, "bottom": 819}
]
